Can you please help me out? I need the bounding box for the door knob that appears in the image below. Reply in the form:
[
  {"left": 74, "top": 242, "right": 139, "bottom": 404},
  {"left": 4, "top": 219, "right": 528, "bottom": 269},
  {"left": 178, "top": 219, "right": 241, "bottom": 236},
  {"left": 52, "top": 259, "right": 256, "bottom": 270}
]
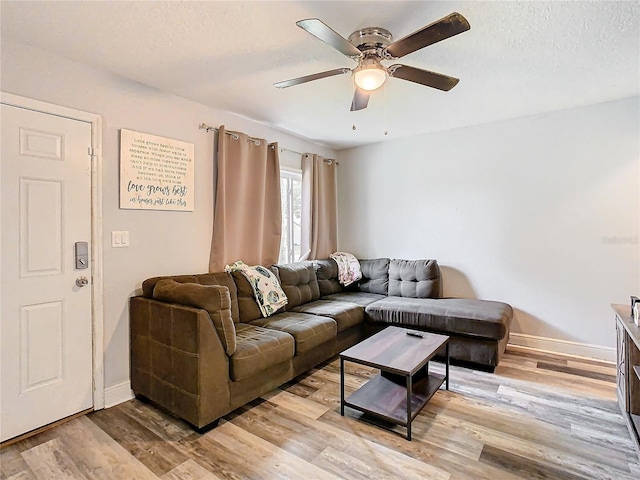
[{"left": 76, "top": 276, "right": 89, "bottom": 287}]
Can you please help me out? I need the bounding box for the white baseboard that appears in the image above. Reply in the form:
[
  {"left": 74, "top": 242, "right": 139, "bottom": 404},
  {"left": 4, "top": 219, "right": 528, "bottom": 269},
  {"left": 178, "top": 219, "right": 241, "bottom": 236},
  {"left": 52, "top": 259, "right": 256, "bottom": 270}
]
[
  {"left": 104, "top": 381, "right": 134, "bottom": 408},
  {"left": 508, "top": 333, "right": 615, "bottom": 363}
]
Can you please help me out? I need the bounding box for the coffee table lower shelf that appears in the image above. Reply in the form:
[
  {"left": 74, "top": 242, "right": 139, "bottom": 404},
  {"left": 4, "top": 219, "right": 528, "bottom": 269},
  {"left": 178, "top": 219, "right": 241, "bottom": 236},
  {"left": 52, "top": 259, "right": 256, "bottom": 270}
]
[{"left": 343, "top": 372, "right": 445, "bottom": 439}]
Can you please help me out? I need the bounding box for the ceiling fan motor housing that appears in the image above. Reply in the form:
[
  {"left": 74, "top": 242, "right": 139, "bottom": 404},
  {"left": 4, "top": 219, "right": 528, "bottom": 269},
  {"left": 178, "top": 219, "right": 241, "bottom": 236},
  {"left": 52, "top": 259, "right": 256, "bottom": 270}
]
[{"left": 348, "top": 27, "right": 392, "bottom": 56}]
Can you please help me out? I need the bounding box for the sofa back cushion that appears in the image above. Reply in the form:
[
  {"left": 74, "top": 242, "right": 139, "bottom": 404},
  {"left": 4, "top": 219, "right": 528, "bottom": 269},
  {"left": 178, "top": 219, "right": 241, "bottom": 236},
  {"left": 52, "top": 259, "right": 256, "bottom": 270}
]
[
  {"left": 275, "top": 261, "right": 320, "bottom": 309},
  {"left": 314, "top": 259, "right": 343, "bottom": 296},
  {"left": 352, "top": 258, "right": 390, "bottom": 295},
  {"left": 142, "top": 272, "right": 240, "bottom": 322},
  {"left": 152, "top": 279, "right": 236, "bottom": 355},
  {"left": 388, "top": 259, "right": 440, "bottom": 298},
  {"left": 231, "top": 271, "right": 274, "bottom": 323}
]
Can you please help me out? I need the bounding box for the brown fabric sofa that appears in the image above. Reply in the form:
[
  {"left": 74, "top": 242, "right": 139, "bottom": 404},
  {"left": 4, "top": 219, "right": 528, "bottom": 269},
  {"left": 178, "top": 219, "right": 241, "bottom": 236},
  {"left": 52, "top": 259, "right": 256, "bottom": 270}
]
[{"left": 130, "top": 258, "right": 512, "bottom": 430}]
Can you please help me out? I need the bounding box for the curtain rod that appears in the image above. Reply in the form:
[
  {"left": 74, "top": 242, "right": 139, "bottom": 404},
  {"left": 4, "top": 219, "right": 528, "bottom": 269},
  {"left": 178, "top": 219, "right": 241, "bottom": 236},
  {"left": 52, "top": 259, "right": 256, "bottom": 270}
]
[
  {"left": 200, "top": 122, "right": 261, "bottom": 145},
  {"left": 199, "top": 122, "right": 338, "bottom": 165}
]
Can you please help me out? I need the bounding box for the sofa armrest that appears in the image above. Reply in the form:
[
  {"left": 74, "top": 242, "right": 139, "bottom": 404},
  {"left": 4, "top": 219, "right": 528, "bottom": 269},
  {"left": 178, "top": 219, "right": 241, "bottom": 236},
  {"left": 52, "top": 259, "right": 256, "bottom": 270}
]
[
  {"left": 152, "top": 280, "right": 237, "bottom": 355},
  {"left": 130, "top": 296, "right": 231, "bottom": 428}
]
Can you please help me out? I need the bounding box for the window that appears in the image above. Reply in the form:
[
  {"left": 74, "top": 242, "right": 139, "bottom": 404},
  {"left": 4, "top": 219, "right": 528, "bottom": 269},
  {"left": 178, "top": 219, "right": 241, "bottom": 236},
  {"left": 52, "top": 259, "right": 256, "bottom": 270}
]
[{"left": 279, "top": 169, "right": 302, "bottom": 264}]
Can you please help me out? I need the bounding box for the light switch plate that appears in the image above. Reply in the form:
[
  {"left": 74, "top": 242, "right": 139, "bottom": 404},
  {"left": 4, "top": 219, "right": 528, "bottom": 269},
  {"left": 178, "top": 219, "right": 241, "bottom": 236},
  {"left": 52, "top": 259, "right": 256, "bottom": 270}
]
[{"left": 111, "top": 231, "right": 130, "bottom": 248}]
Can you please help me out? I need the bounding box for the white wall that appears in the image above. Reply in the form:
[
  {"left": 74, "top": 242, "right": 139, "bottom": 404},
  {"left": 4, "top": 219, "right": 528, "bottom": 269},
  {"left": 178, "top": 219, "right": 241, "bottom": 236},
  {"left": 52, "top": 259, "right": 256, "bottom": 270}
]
[
  {"left": 0, "top": 40, "right": 335, "bottom": 391},
  {"left": 337, "top": 97, "right": 639, "bottom": 350}
]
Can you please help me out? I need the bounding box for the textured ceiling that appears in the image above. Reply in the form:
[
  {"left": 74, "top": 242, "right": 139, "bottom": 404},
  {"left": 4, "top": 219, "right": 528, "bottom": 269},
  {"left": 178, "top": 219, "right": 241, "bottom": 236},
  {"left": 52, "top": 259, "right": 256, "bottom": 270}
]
[{"left": 2, "top": 1, "right": 638, "bottom": 150}]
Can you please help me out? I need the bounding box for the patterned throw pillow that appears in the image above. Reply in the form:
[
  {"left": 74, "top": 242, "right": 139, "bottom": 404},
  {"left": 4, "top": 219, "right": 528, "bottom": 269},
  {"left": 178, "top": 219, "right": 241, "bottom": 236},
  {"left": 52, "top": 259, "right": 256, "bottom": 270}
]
[
  {"left": 225, "top": 261, "right": 288, "bottom": 317},
  {"left": 329, "top": 252, "right": 362, "bottom": 287}
]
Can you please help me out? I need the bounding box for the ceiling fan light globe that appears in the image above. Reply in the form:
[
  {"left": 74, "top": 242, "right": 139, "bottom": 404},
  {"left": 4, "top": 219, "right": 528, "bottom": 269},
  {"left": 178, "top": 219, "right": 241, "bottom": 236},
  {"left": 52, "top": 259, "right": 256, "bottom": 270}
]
[{"left": 354, "top": 67, "right": 387, "bottom": 91}]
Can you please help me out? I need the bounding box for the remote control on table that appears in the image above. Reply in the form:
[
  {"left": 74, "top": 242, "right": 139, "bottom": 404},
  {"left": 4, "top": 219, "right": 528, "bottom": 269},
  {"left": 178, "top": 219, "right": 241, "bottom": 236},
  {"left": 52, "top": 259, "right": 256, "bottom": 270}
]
[{"left": 406, "top": 331, "right": 423, "bottom": 338}]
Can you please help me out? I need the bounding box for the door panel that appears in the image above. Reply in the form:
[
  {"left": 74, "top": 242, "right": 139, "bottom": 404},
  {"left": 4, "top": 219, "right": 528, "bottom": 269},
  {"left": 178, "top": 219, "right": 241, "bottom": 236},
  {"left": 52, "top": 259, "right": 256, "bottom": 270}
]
[
  {"left": 20, "top": 300, "right": 64, "bottom": 392},
  {"left": 20, "top": 178, "right": 63, "bottom": 276},
  {"left": 19, "top": 128, "right": 64, "bottom": 160},
  {"left": 1, "top": 104, "right": 93, "bottom": 442}
]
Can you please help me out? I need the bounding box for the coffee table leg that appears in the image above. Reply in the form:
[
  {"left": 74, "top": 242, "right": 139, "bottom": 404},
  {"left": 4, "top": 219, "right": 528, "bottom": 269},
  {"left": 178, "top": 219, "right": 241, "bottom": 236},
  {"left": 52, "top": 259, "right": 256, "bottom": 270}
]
[
  {"left": 340, "top": 357, "right": 345, "bottom": 416},
  {"left": 446, "top": 342, "right": 450, "bottom": 390},
  {"left": 406, "top": 374, "right": 412, "bottom": 441}
]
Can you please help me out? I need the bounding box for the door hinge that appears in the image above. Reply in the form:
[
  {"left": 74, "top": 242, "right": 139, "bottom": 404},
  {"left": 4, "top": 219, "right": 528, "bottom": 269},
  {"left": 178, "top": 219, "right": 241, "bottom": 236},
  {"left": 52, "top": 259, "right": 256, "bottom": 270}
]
[{"left": 88, "top": 147, "right": 95, "bottom": 157}]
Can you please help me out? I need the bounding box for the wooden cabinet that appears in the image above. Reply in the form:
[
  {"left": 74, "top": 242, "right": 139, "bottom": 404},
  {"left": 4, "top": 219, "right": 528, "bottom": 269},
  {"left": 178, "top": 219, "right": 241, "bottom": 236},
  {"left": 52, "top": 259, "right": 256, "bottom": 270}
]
[{"left": 613, "top": 304, "right": 640, "bottom": 460}]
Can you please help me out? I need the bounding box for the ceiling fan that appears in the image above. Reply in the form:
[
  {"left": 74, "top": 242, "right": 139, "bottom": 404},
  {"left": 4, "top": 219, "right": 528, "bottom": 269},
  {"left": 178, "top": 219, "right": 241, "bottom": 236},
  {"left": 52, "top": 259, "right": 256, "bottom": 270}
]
[{"left": 274, "top": 13, "right": 470, "bottom": 111}]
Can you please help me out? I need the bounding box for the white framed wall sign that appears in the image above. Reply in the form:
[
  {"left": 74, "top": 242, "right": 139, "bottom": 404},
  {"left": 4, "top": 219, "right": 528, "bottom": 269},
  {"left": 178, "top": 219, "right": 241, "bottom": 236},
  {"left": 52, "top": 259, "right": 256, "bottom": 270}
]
[{"left": 119, "top": 129, "right": 194, "bottom": 211}]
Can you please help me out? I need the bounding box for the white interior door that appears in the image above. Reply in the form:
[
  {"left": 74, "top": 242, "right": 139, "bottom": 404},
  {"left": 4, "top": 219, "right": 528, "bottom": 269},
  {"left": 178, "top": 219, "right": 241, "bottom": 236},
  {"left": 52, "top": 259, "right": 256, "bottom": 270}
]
[{"left": 1, "top": 104, "right": 94, "bottom": 442}]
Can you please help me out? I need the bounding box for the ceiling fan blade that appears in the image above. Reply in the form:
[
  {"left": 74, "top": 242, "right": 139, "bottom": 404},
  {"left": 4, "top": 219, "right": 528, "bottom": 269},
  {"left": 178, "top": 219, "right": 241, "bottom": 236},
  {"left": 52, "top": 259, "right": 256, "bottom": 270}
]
[
  {"left": 388, "top": 64, "right": 459, "bottom": 91},
  {"left": 274, "top": 68, "right": 351, "bottom": 88},
  {"left": 297, "top": 18, "right": 363, "bottom": 59},
  {"left": 350, "top": 88, "right": 370, "bottom": 111},
  {"left": 384, "top": 12, "right": 470, "bottom": 59}
]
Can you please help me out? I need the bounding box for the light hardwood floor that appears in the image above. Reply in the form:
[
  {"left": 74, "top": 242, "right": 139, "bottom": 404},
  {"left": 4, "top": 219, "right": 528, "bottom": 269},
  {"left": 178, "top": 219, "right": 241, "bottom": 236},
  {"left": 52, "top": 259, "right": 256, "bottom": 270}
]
[{"left": 2, "top": 347, "right": 639, "bottom": 480}]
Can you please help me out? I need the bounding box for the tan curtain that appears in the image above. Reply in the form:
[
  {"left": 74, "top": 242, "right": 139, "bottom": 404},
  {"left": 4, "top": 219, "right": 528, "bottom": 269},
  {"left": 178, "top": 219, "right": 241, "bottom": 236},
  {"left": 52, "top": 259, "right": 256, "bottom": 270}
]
[
  {"left": 300, "top": 154, "right": 338, "bottom": 260},
  {"left": 209, "top": 125, "right": 282, "bottom": 272}
]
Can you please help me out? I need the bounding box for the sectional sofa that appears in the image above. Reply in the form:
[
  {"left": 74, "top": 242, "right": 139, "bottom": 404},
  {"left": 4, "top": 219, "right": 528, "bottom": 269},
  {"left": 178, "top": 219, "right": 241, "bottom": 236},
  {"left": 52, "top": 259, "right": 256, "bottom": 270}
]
[{"left": 130, "top": 258, "right": 513, "bottom": 430}]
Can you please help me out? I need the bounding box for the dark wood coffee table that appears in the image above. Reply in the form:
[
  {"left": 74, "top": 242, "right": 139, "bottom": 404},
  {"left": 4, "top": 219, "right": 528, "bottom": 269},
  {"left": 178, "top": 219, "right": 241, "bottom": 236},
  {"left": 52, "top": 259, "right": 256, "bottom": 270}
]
[{"left": 340, "top": 326, "right": 449, "bottom": 440}]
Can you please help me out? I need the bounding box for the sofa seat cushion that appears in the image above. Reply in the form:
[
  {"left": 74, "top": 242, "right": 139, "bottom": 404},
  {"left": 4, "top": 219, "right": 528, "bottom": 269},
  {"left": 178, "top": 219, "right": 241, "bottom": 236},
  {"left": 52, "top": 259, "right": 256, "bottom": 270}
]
[
  {"left": 321, "top": 292, "right": 386, "bottom": 307},
  {"left": 292, "top": 300, "right": 364, "bottom": 333},
  {"left": 365, "top": 298, "right": 512, "bottom": 341},
  {"left": 230, "top": 324, "right": 295, "bottom": 381},
  {"left": 248, "top": 312, "right": 336, "bottom": 354}
]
